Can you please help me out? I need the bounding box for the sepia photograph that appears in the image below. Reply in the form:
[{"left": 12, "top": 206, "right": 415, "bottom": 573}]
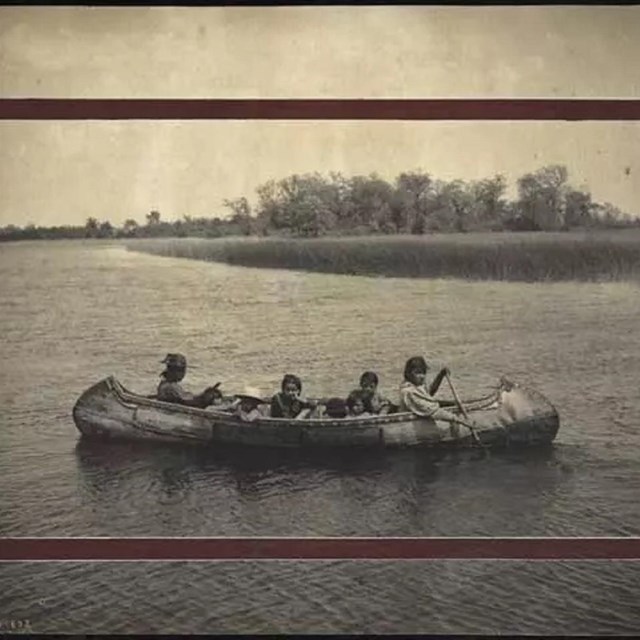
[{"left": 1, "top": 5, "right": 640, "bottom": 636}]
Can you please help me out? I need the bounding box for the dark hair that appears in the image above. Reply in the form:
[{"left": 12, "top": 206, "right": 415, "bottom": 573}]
[
  {"left": 346, "top": 389, "right": 366, "bottom": 411},
  {"left": 403, "top": 356, "right": 428, "bottom": 381},
  {"left": 240, "top": 396, "right": 261, "bottom": 409},
  {"left": 359, "top": 371, "right": 379, "bottom": 387},
  {"left": 281, "top": 373, "right": 302, "bottom": 393},
  {"left": 325, "top": 397, "right": 347, "bottom": 419},
  {"left": 162, "top": 353, "right": 186, "bottom": 370},
  {"left": 160, "top": 353, "right": 187, "bottom": 379}
]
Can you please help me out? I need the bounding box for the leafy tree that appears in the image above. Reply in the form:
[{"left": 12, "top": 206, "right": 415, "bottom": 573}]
[
  {"left": 467, "top": 175, "right": 508, "bottom": 229},
  {"left": 516, "top": 165, "right": 569, "bottom": 230},
  {"left": 427, "top": 180, "right": 473, "bottom": 232},
  {"left": 255, "top": 174, "right": 340, "bottom": 237},
  {"left": 84, "top": 217, "right": 99, "bottom": 238},
  {"left": 97, "top": 220, "right": 114, "bottom": 238},
  {"left": 394, "top": 171, "right": 433, "bottom": 234},
  {"left": 594, "top": 202, "right": 625, "bottom": 227},
  {"left": 224, "top": 197, "right": 255, "bottom": 235},
  {"left": 146, "top": 210, "right": 161, "bottom": 226},
  {"left": 122, "top": 218, "right": 139, "bottom": 237},
  {"left": 564, "top": 189, "right": 594, "bottom": 228},
  {"left": 344, "top": 174, "right": 396, "bottom": 233}
]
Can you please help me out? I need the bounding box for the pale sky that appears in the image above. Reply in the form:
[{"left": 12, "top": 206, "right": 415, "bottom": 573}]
[
  {"left": 2, "top": 121, "right": 639, "bottom": 226},
  {"left": 1, "top": 6, "right": 639, "bottom": 226},
  {"left": 2, "top": 6, "right": 639, "bottom": 98}
]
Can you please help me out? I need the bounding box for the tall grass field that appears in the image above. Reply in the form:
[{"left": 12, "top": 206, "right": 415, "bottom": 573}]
[{"left": 127, "top": 230, "right": 640, "bottom": 282}]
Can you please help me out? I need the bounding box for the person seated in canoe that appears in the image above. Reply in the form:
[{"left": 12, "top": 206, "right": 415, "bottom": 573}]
[
  {"left": 323, "top": 397, "right": 348, "bottom": 419},
  {"left": 346, "top": 390, "right": 371, "bottom": 418},
  {"left": 270, "top": 374, "right": 318, "bottom": 419},
  {"left": 157, "top": 353, "right": 223, "bottom": 408},
  {"left": 399, "top": 355, "right": 470, "bottom": 435},
  {"left": 234, "top": 387, "right": 266, "bottom": 422},
  {"left": 357, "top": 371, "right": 393, "bottom": 415}
]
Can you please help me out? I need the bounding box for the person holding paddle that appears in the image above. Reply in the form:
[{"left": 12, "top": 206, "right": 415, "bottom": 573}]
[{"left": 399, "top": 355, "right": 478, "bottom": 440}]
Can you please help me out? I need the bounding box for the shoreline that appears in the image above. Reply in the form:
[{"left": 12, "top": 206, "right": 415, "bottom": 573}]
[{"left": 123, "top": 230, "right": 640, "bottom": 283}]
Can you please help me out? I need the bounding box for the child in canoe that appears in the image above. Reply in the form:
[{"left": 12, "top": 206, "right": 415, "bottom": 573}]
[
  {"left": 356, "top": 371, "right": 393, "bottom": 415},
  {"left": 231, "top": 386, "right": 269, "bottom": 422},
  {"left": 270, "top": 374, "right": 318, "bottom": 419},
  {"left": 346, "top": 390, "right": 371, "bottom": 417}
]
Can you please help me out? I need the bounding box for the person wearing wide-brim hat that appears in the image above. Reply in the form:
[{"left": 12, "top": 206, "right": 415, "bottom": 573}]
[
  {"left": 233, "top": 386, "right": 266, "bottom": 422},
  {"left": 157, "top": 352, "right": 222, "bottom": 408}
]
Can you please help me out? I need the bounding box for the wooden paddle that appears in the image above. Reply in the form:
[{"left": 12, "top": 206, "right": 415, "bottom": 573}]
[{"left": 444, "top": 371, "right": 485, "bottom": 447}]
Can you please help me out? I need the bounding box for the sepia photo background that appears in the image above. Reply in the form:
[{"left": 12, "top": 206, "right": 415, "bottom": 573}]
[
  {"left": 2, "top": 6, "right": 640, "bottom": 99},
  {"left": 1, "top": 5, "right": 640, "bottom": 636},
  {"left": 2, "top": 6, "right": 640, "bottom": 227}
]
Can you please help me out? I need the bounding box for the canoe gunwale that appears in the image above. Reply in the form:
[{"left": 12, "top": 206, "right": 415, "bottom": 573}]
[{"left": 106, "top": 376, "right": 508, "bottom": 429}]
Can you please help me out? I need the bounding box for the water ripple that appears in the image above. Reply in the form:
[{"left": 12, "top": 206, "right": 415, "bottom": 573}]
[{"left": 2, "top": 241, "right": 640, "bottom": 631}]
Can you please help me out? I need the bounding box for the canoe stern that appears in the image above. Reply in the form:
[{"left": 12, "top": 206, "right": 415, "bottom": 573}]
[
  {"left": 72, "top": 377, "right": 127, "bottom": 439},
  {"left": 496, "top": 383, "right": 560, "bottom": 446}
]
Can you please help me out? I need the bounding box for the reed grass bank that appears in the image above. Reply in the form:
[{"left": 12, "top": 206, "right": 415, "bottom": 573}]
[{"left": 128, "top": 231, "right": 640, "bottom": 282}]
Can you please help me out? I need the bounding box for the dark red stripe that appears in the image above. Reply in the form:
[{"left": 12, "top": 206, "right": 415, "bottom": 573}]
[
  {"left": 1, "top": 99, "right": 640, "bottom": 120},
  {"left": 1, "top": 538, "right": 639, "bottom": 561}
]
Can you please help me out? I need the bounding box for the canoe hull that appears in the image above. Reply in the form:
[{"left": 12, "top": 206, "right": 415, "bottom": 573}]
[{"left": 72, "top": 376, "right": 559, "bottom": 450}]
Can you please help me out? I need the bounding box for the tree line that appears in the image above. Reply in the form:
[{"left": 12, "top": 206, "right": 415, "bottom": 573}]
[
  {"left": 0, "top": 210, "right": 249, "bottom": 242},
  {"left": 2, "top": 165, "right": 638, "bottom": 242}
]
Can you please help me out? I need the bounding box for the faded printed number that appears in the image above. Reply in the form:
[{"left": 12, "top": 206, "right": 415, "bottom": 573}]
[{"left": 0, "top": 620, "right": 32, "bottom": 631}]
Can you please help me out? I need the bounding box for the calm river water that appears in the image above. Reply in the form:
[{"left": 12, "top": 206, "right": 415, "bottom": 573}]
[{"left": 1, "top": 240, "right": 639, "bottom": 634}]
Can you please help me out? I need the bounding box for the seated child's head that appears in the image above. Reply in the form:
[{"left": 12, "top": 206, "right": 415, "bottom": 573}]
[
  {"left": 359, "top": 371, "right": 379, "bottom": 399},
  {"left": 239, "top": 397, "right": 260, "bottom": 412},
  {"left": 281, "top": 374, "right": 302, "bottom": 400},
  {"left": 237, "top": 387, "right": 264, "bottom": 414},
  {"left": 347, "top": 389, "right": 367, "bottom": 416},
  {"left": 325, "top": 397, "right": 347, "bottom": 419},
  {"left": 404, "top": 356, "right": 428, "bottom": 385}
]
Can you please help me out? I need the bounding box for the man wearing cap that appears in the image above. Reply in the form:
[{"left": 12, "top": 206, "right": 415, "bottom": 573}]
[{"left": 157, "top": 353, "right": 222, "bottom": 408}]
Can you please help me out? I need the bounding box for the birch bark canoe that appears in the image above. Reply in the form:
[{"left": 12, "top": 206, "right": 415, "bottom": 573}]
[{"left": 72, "top": 377, "right": 559, "bottom": 449}]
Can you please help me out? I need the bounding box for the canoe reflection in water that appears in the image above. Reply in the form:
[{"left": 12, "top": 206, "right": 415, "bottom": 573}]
[{"left": 73, "top": 435, "right": 564, "bottom": 537}]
